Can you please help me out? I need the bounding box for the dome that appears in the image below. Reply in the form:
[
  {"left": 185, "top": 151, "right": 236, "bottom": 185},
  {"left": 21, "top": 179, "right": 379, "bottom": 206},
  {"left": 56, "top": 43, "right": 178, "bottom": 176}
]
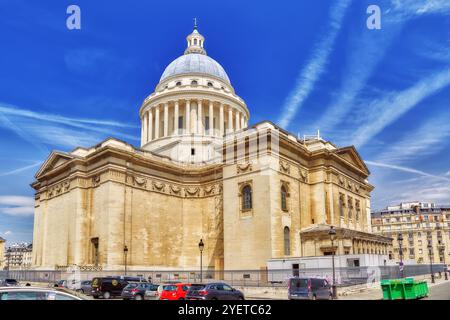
[{"left": 160, "top": 53, "right": 231, "bottom": 84}]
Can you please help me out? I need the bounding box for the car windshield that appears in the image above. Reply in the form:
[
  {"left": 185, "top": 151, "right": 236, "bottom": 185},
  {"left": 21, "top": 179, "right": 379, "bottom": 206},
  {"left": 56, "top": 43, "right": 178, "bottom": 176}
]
[
  {"left": 124, "top": 283, "right": 139, "bottom": 289},
  {"left": 290, "top": 278, "right": 309, "bottom": 288},
  {"left": 6, "top": 279, "right": 17, "bottom": 283},
  {"left": 163, "top": 285, "right": 177, "bottom": 291}
]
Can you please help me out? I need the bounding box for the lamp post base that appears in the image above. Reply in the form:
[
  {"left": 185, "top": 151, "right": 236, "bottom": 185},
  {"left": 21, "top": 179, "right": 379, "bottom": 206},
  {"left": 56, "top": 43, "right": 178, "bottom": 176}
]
[
  {"left": 431, "top": 274, "right": 435, "bottom": 283},
  {"left": 332, "top": 285, "right": 337, "bottom": 299}
]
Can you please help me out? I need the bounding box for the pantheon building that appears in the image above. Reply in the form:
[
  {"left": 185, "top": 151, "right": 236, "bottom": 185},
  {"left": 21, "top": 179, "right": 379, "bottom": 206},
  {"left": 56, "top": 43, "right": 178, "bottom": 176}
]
[{"left": 31, "top": 26, "right": 391, "bottom": 271}]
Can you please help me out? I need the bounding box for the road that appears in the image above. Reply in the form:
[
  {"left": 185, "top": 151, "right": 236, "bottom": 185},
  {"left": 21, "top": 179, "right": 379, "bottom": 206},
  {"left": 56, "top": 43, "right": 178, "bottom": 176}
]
[{"left": 425, "top": 281, "right": 450, "bottom": 300}]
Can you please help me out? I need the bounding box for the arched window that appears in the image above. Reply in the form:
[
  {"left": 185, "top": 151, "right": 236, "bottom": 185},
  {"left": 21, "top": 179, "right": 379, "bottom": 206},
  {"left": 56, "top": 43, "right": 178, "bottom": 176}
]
[
  {"left": 284, "top": 227, "right": 290, "bottom": 255},
  {"left": 191, "top": 80, "right": 198, "bottom": 86},
  {"left": 194, "top": 38, "right": 197, "bottom": 45},
  {"left": 242, "top": 185, "right": 252, "bottom": 210},
  {"left": 281, "top": 185, "right": 288, "bottom": 211},
  {"left": 207, "top": 81, "right": 213, "bottom": 87},
  {"left": 176, "top": 81, "right": 182, "bottom": 86}
]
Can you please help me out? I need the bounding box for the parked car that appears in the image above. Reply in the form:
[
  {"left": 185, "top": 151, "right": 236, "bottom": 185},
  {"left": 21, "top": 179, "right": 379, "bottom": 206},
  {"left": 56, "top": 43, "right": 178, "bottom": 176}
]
[
  {"left": 77, "top": 280, "right": 92, "bottom": 295},
  {"left": 288, "top": 277, "right": 332, "bottom": 300},
  {"left": 0, "top": 279, "right": 19, "bottom": 287},
  {"left": 159, "top": 283, "right": 193, "bottom": 300},
  {"left": 144, "top": 284, "right": 160, "bottom": 300},
  {"left": 91, "top": 277, "right": 130, "bottom": 299},
  {"left": 0, "top": 287, "right": 83, "bottom": 300},
  {"left": 121, "top": 282, "right": 156, "bottom": 300},
  {"left": 186, "top": 283, "right": 244, "bottom": 300}
]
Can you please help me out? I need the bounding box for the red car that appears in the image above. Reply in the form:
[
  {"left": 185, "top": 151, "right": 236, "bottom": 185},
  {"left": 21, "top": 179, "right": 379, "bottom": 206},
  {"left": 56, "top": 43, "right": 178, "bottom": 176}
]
[{"left": 159, "top": 283, "right": 191, "bottom": 300}]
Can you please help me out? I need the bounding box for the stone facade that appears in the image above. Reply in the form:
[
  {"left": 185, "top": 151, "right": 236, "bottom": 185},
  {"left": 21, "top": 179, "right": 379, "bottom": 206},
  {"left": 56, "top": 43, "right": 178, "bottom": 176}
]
[
  {"left": 0, "top": 237, "right": 5, "bottom": 269},
  {"left": 31, "top": 26, "right": 391, "bottom": 271},
  {"left": 372, "top": 202, "right": 450, "bottom": 266}
]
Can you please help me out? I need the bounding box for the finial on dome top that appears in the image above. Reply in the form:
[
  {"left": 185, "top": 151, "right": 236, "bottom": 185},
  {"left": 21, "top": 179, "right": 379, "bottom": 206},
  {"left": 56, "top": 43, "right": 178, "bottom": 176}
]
[
  {"left": 185, "top": 19, "right": 207, "bottom": 55},
  {"left": 193, "top": 17, "right": 198, "bottom": 30}
]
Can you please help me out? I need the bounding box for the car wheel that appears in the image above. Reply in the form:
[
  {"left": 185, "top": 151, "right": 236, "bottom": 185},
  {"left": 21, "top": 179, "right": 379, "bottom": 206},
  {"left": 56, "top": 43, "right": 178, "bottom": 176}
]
[
  {"left": 239, "top": 296, "right": 245, "bottom": 300},
  {"left": 134, "top": 295, "right": 143, "bottom": 301},
  {"left": 178, "top": 297, "right": 185, "bottom": 300},
  {"left": 211, "top": 297, "right": 218, "bottom": 300},
  {"left": 103, "top": 291, "right": 111, "bottom": 299},
  {"left": 93, "top": 296, "right": 99, "bottom": 299}
]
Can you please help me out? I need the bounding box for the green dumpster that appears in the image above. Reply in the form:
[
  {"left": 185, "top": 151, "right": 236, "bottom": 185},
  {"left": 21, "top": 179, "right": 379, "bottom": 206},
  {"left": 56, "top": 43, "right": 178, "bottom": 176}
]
[{"left": 380, "top": 278, "right": 429, "bottom": 300}]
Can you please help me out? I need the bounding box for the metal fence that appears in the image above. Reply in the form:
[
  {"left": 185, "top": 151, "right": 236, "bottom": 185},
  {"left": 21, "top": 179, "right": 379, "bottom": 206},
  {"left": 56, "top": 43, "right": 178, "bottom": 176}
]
[{"left": 0, "top": 264, "right": 446, "bottom": 288}]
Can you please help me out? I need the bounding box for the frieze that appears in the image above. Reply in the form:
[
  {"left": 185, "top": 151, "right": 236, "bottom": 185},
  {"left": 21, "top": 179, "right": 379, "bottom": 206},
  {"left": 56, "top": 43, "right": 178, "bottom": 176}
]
[
  {"left": 46, "top": 179, "right": 71, "bottom": 199},
  {"left": 132, "top": 175, "right": 147, "bottom": 188},
  {"left": 237, "top": 162, "right": 252, "bottom": 174},
  {"left": 279, "top": 160, "right": 290, "bottom": 174}
]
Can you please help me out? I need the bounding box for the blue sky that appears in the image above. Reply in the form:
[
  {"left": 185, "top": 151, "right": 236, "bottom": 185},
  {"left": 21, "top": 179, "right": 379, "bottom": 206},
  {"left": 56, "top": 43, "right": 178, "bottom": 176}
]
[{"left": 0, "top": 0, "right": 450, "bottom": 244}]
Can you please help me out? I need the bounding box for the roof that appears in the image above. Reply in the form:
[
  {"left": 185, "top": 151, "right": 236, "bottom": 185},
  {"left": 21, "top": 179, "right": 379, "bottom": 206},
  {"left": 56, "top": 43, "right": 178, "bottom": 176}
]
[{"left": 160, "top": 53, "right": 231, "bottom": 84}]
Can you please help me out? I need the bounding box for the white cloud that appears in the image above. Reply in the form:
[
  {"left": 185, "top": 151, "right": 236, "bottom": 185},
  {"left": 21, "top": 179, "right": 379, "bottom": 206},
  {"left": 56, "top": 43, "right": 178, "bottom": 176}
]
[
  {"left": 0, "top": 162, "right": 42, "bottom": 177},
  {"left": 277, "top": 0, "right": 352, "bottom": 129},
  {"left": 365, "top": 161, "right": 450, "bottom": 182},
  {"left": 391, "top": 0, "right": 450, "bottom": 17},
  {"left": 0, "top": 103, "right": 139, "bottom": 150},
  {"left": 0, "top": 196, "right": 35, "bottom": 217},
  {"left": 375, "top": 112, "right": 450, "bottom": 164},
  {"left": 4, "top": 230, "right": 12, "bottom": 235},
  {"left": 445, "top": 171, "right": 450, "bottom": 176},
  {"left": 351, "top": 68, "right": 450, "bottom": 148}
]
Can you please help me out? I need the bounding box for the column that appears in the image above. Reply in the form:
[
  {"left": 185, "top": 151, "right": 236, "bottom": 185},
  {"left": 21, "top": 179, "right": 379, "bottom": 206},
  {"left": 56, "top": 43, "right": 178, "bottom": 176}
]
[
  {"left": 240, "top": 114, "right": 245, "bottom": 129},
  {"left": 140, "top": 118, "right": 144, "bottom": 145},
  {"left": 244, "top": 117, "right": 248, "bottom": 128},
  {"left": 209, "top": 101, "right": 214, "bottom": 136},
  {"left": 219, "top": 103, "right": 224, "bottom": 136},
  {"left": 143, "top": 111, "right": 148, "bottom": 143},
  {"left": 198, "top": 99, "right": 203, "bottom": 134},
  {"left": 185, "top": 100, "right": 191, "bottom": 134},
  {"left": 164, "top": 102, "right": 169, "bottom": 137},
  {"left": 228, "top": 107, "right": 233, "bottom": 133},
  {"left": 148, "top": 109, "right": 153, "bottom": 141},
  {"left": 174, "top": 100, "right": 179, "bottom": 135},
  {"left": 235, "top": 112, "right": 240, "bottom": 131},
  {"left": 141, "top": 112, "right": 147, "bottom": 145},
  {"left": 155, "top": 105, "right": 160, "bottom": 139}
]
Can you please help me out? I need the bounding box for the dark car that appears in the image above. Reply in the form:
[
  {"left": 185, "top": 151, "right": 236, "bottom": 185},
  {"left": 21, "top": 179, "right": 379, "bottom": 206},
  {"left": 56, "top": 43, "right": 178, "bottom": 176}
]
[
  {"left": 91, "top": 277, "right": 129, "bottom": 299},
  {"left": 78, "top": 280, "right": 92, "bottom": 295},
  {"left": 121, "top": 282, "right": 156, "bottom": 300},
  {"left": 1, "top": 279, "right": 19, "bottom": 287},
  {"left": 186, "top": 283, "right": 244, "bottom": 300},
  {"left": 288, "top": 277, "right": 332, "bottom": 300}
]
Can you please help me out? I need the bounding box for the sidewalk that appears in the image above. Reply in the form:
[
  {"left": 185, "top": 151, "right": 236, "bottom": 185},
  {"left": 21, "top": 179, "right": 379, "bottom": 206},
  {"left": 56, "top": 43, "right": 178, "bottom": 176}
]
[{"left": 339, "top": 275, "right": 448, "bottom": 300}]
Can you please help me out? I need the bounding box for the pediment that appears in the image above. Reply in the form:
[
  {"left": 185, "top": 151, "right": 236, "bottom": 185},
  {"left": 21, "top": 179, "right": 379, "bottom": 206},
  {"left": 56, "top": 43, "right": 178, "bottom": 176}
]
[
  {"left": 35, "top": 151, "right": 74, "bottom": 179},
  {"left": 333, "top": 146, "right": 369, "bottom": 175}
]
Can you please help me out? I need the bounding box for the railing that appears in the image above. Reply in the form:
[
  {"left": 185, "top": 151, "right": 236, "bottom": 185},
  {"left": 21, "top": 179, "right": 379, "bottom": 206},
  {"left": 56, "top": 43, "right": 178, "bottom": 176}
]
[{"left": 0, "top": 264, "right": 446, "bottom": 288}]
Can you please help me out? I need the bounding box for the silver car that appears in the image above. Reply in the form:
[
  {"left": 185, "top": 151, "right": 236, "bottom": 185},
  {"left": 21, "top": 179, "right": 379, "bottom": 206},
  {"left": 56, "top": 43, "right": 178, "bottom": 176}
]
[{"left": 0, "top": 287, "right": 83, "bottom": 300}]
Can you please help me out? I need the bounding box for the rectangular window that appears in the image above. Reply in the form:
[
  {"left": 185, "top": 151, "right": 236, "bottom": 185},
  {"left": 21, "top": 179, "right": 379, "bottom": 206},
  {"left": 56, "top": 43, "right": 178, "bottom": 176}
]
[{"left": 191, "top": 148, "right": 195, "bottom": 156}]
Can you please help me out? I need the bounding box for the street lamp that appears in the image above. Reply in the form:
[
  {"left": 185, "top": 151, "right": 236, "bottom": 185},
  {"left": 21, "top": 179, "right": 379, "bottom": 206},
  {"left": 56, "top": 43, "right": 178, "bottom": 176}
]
[
  {"left": 397, "top": 233, "right": 404, "bottom": 278},
  {"left": 198, "top": 239, "right": 204, "bottom": 283},
  {"left": 435, "top": 224, "right": 448, "bottom": 281},
  {"left": 123, "top": 245, "right": 129, "bottom": 276},
  {"left": 427, "top": 242, "right": 435, "bottom": 283},
  {"left": 329, "top": 226, "right": 337, "bottom": 299}
]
